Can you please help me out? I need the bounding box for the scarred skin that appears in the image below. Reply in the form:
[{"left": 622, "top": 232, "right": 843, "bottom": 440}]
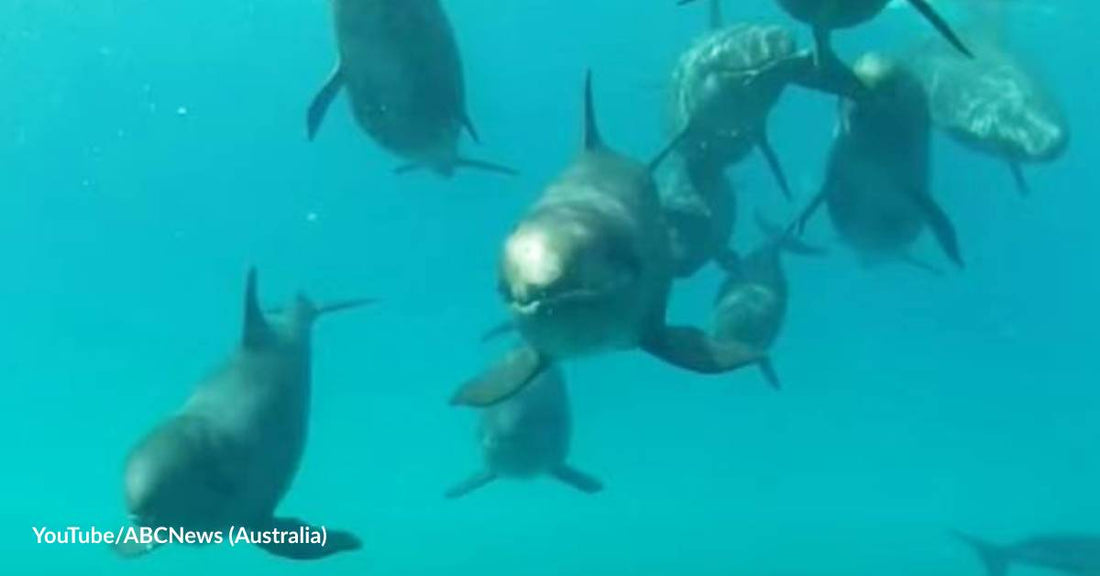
[
  {"left": 909, "top": 37, "right": 1068, "bottom": 164},
  {"left": 668, "top": 23, "right": 801, "bottom": 167}
]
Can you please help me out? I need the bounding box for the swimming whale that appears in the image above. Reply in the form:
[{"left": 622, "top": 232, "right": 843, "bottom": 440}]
[
  {"left": 115, "top": 269, "right": 368, "bottom": 560},
  {"left": 660, "top": 158, "right": 739, "bottom": 278},
  {"left": 307, "top": 0, "right": 515, "bottom": 177},
  {"left": 907, "top": 33, "right": 1069, "bottom": 196},
  {"left": 954, "top": 531, "right": 1100, "bottom": 576},
  {"left": 669, "top": 0, "right": 864, "bottom": 198},
  {"left": 679, "top": 0, "right": 971, "bottom": 92},
  {"left": 451, "top": 72, "right": 763, "bottom": 408},
  {"left": 712, "top": 213, "right": 823, "bottom": 389},
  {"left": 798, "top": 53, "right": 963, "bottom": 272},
  {"left": 446, "top": 366, "right": 602, "bottom": 498}
]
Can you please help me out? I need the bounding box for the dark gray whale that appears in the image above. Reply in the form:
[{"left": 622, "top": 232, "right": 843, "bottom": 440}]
[
  {"left": 451, "top": 72, "right": 763, "bottom": 408},
  {"left": 307, "top": 0, "right": 514, "bottom": 177},
  {"left": 955, "top": 531, "right": 1100, "bottom": 576},
  {"left": 115, "top": 269, "right": 368, "bottom": 561}
]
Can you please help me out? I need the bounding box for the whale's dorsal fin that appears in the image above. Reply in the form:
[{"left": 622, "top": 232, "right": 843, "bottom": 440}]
[
  {"left": 242, "top": 268, "right": 274, "bottom": 349},
  {"left": 583, "top": 71, "right": 604, "bottom": 151}
]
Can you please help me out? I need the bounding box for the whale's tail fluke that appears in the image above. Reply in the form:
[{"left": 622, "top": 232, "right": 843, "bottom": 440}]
[
  {"left": 445, "top": 470, "right": 499, "bottom": 499},
  {"left": 276, "top": 294, "right": 374, "bottom": 330},
  {"left": 952, "top": 531, "right": 1010, "bottom": 576},
  {"left": 550, "top": 464, "right": 604, "bottom": 494},
  {"left": 312, "top": 298, "right": 376, "bottom": 320}
]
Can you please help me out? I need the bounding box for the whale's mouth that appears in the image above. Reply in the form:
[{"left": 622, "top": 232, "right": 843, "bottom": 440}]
[
  {"left": 507, "top": 285, "right": 616, "bottom": 316},
  {"left": 500, "top": 218, "right": 643, "bottom": 318}
]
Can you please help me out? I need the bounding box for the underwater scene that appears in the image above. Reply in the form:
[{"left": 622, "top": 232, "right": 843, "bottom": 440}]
[{"left": 1, "top": 0, "right": 1096, "bottom": 574}]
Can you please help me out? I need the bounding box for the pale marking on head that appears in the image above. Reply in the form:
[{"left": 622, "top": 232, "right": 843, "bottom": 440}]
[{"left": 506, "top": 229, "right": 563, "bottom": 288}]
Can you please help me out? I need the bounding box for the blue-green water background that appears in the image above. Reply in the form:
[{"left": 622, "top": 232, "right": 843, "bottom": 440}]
[{"left": 1, "top": 1, "right": 1096, "bottom": 574}]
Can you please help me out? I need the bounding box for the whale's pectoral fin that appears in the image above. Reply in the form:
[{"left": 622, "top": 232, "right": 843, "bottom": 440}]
[
  {"left": 307, "top": 64, "right": 345, "bottom": 141},
  {"left": 911, "top": 191, "right": 964, "bottom": 269},
  {"left": 788, "top": 50, "right": 867, "bottom": 100},
  {"left": 462, "top": 114, "right": 482, "bottom": 144},
  {"left": 648, "top": 123, "right": 695, "bottom": 173},
  {"left": 396, "top": 159, "right": 519, "bottom": 177},
  {"left": 755, "top": 211, "right": 827, "bottom": 257},
  {"left": 759, "top": 357, "right": 782, "bottom": 390},
  {"left": 755, "top": 130, "right": 792, "bottom": 201},
  {"left": 1008, "top": 161, "right": 1030, "bottom": 197},
  {"left": 481, "top": 320, "right": 517, "bottom": 342},
  {"left": 444, "top": 470, "right": 498, "bottom": 499},
  {"left": 111, "top": 534, "right": 162, "bottom": 559},
  {"left": 254, "top": 517, "right": 362, "bottom": 561},
  {"left": 455, "top": 157, "right": 520, "bottom": 176},
  {"left": 795, "top": 189, "right": 829, "bottom": 235},
  {"left": 550, "top": 465, "right": 604, "bottom": 494},
  {"left": 952, "top": 531, "right": 1009, "bottom": 576},
  {"left": 450, "top": 345, "right": 549, "bottom": 407},
  {"left": 642, "top": 326, "right": 763, "bottom": 375},
  {"left": 908, "top": 0, "right": 972, "bottom": 58},
  {"left": 898, "top": 251, "right": 944, "bottom": 276},
  {"left": 808, "top": 27, "right": 870, "bottom": 101}
]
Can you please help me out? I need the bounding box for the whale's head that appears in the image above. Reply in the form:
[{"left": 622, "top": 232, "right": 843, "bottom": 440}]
[{"left": 498, "top": 208, "right": 646, "bottom": 357}]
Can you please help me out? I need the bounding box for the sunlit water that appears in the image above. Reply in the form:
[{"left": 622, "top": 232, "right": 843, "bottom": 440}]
[{"left": 1, "top": 1, "right": 1095, "bottom": 575}]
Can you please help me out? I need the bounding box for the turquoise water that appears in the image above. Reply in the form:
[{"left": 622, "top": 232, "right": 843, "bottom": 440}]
[{"left": 1, "top": 1, "right": 1095, "bottom": 574}]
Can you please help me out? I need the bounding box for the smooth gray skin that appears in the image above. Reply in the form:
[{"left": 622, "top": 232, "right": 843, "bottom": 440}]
[
  {"left": 799, "top": 53, "right": 963, "bottom": 272},
  {"left": 660, "top": 158, "right": 738, "bottom": 279},
  {"left": 445, "top": 367, "right": 603, "bottom": 498},
  {"left": 450, "top": 74, "right": 763, "bottom": 408},
  {"left": 712, "top": 215, "right": 823, "bottom": 389},
  {"left": 907, "top": 35, "right": 1068, "bottom": 195},
  {"left": 955, "top": 531, "right": 1100, "bottom": 576},
  {"left": 116, "top": 270, "right": 365, "bottom": 561},
  {"left": 777, "top": 0, "right": 894, "bottom": 30},
  {"left": 307, "top": 0, "right": 513, "bottom": 177}
]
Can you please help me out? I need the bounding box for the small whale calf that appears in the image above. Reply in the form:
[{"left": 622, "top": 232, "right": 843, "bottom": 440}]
[
  {"left": 115, "top": 269, "right": 369, "bottom": 560},
  {"left": 307, "top": 0, "right": 515, "bottom": 177},
  {"left": 712, "top": 213, "right": 823, "bottom": 389},
  {"left": 446, "top": 366, "right": 603, "bottom": 498},
  {"left": 450, "top": 72, "right": 763, "bottom": 408},
  {"left": 955, "top": 531, "right": 1100, "bottom": 576}
]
